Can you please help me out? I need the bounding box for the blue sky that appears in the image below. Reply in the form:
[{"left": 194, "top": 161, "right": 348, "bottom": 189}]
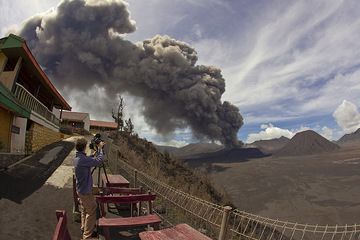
[{"left": 1, "top": 0, "right": 360, "bottom": 146}]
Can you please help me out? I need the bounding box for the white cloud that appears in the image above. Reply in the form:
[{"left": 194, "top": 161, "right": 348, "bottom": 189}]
[
  {"left": 221, "top": 0, "right": 360, "bottom": 125},
  {"left": 246, "top": 123, "right": 294, "bottom": 143},
  {"left": 244, "top": 113, "right": 300, "bottom": 125},
  {"left": 246, "top": 123, "right": 336, "bottom": 143},
  {"left": 183, "top": 0, "right": 232, "bottom": 10},
  {"left": 63, "top": 85, "right": 114, "bottom": 121},
  {"left": 192, "top": 24, "right": 203, "bottom": 39},
  {"left": 299, "top": 71, "right": 360, "bottom": 115},
  {"left": 320, "top": 126, "right": 333, "bottom": 140},
  {"left": 333, "top": 100, "right": 360, "bottom": 134},
  {"left": 0, "top": 0, "right": 61, "bottom": 36},
  {"left": 191, "top": 38, "right": 234, "bottom": 68},
  {"left": 124, "top": 1, "right": 188, "bottom": 42},
  {"left": 63, "top": 86, "right": 153, "bottom": 136}
]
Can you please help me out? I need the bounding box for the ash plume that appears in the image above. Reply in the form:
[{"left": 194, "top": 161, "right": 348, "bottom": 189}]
[{"left": 17, "top": 0, "right": 243, "bottom": 147}]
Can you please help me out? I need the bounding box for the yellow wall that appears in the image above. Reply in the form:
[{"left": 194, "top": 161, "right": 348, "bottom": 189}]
[
  {"left": 0, "top": 52, "right": 7, "bottom": 73},
  {"left": 0, "top": 106, "right": 12, "bottom": 152},
  {"left": 0, "top": 56, "right": 22, "bottom": 90},
  {"left": 26, "top": 122, "right": 62, "bottom": 153},
  {"left": 0, "top": 71, "right": 17, "bottom": 89}
]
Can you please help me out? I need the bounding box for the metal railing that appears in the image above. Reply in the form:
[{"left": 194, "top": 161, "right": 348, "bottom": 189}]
[
  {"left": 13, "top": 83, "right": 60, "bottom": 126},
  {"left": 105, "top": 142, "right": 360, "bottom": 240}
]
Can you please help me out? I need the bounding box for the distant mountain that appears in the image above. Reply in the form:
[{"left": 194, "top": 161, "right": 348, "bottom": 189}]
[
  {"left": 183, "top": 146, "right": 268, "bottom": 166},
  {"left": 155, "top": 143, "right": 224, "bottom": 158},
  {"left": 247, "top": 136, "right": 290, "bottom": 154},
  {"left": 276, "top": 130, "right": 340, "bottom": 156},
  {"left": 155, "top": 145, "right": 179, "bottom": 154},
  {"left": 337, "top": 128, "right": 360, "bottom": 146},
  {"left": 177, "top": 143, "right": 224, "bottom": 157}
]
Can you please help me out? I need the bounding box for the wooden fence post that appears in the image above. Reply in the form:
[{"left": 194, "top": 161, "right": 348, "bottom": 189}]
[
  {"left": 134, "top": 169, "right": 138, "bottom": 188},
  {"left": 147, "top": 190, "right": 153, "bottom": 214},
  {"left": 218, "top": 206, "right": 232, "bottom": 240}
]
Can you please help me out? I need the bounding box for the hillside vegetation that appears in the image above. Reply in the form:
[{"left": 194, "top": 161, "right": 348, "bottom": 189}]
[{"left": 108, "top": 132, "right": 230, "bottom": 205}]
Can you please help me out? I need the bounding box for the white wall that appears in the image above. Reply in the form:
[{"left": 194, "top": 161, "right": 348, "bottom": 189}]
[
  {"left": 10, "top": 117, "right": 27, "bottom": 153},
  {"left": 52, "top": 108, "right": 61, "bottom": 119},
  {"left": 83, "top": 114, "right": 90, "bottom": 131}
]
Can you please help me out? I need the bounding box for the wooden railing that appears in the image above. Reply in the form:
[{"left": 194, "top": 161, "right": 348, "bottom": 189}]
[{"left": 13, "top": 83, "right": 60, "bottom": 126}]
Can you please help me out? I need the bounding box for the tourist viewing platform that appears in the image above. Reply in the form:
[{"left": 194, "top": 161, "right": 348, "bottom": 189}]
[{"left": 1, "top": 0, "right": 360, "bottom": 239}]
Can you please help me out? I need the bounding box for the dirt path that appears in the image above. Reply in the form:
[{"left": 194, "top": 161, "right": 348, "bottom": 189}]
[{"left": 0, "top": 137, "right": 82, "bottom": 240}]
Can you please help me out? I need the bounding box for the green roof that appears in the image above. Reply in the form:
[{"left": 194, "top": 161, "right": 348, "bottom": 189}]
[
  {"left": 0, "top": 33, "right": 72, "bottom": 110},
  {"left": 0, "top": 38, "right": 7, "bottom": 49},
  {"left": 0, "top": 34, "right": 30, "bottom": 117},
  {"left": 0, "top": 34, "right": 23, "bottom": 50},
  {"left": 0, "top": 82, "right": 30, "bottom": 118}
]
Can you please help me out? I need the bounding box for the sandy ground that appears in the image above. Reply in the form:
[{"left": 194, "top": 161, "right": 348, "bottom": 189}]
[
  {"left": 208, "top": 145, "right": 360, "bottom": 225},
  {"left": 0, "top": 137, "right": 82, "bottom": 240}
]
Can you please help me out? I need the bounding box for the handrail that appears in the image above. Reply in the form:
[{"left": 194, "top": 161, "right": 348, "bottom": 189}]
[{"left": 13, "top": 83, "right": 60, "bottom": 126}]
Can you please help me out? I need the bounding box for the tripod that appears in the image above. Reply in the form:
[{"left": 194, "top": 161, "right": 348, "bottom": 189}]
[{"left": 91, "top": 148, "right": 110, "bottom": 187}]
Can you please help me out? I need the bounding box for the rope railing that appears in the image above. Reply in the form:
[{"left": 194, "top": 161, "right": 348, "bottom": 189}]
[{"left": 105, "top": 142, "right": 360, "bottom": 240}]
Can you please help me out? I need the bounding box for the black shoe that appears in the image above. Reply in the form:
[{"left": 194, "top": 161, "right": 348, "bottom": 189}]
[
  {"left": 81, "top": 229, "right": 98, "bottom": 238},
  {"left": 90, "top": 230, "right": 98, "bottom": 238}
]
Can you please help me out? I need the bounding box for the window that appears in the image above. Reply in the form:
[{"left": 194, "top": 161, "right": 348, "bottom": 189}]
[{"left": 4, "top": 57, "right": 18, "bottom": 71}]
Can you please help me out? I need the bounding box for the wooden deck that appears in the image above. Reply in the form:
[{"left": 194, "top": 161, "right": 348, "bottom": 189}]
[{"left": 139, "top": 224, "right": 212, "bottom": 240}]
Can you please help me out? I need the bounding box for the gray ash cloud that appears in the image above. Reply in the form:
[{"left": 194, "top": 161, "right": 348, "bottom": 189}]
[{"left": 17, "top": 0, "right": 243, "bottom": 147}]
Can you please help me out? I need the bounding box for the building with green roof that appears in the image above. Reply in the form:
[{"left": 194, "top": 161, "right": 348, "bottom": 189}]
[{"left": 0, "top": 34, "right": 71, "bottom": 157}]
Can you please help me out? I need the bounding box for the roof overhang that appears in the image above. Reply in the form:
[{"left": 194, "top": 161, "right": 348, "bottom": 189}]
[{"left": 1, "top": 34, "right": 71, "bottom": 111}]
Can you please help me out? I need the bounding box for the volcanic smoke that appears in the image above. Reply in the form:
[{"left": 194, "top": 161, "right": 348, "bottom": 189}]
[{"left": 17, "top": 0, "right": 243, "bottom": 147}]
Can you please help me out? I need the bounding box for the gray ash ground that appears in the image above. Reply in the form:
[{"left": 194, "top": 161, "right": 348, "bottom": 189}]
[
  {"left": 0, "top": 139, "right": 81, "bottom": 240},
  {"left": 207, "top": 145, "right": 360, "bottom": 225},
  {"left": 0, "top": 140, "right": 74, "bottom": 203}
]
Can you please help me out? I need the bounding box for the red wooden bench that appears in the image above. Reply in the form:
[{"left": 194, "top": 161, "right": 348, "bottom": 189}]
[
  {"left": 96, "top": 193, "right": 162, "bottom": 240},
  {"left": 73, "top": 172, "right": 142, "bottom": 221},
  {"left": 98, "top": 187, "right": 145, "bottom": 215},
  {"left": 52, "top": 210, "right": 71, "bottom": 240},
  {"left": 139, "top": 223, "right": 212, "bottom": 240},
  {"left": 101, "top": 173, "right": 130, "bottom": 188},
  {"left": 99, "top": 186, "right": 144, "bottom": 195}
]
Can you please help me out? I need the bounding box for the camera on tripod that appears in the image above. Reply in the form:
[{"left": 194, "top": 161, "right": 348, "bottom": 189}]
[
  {"left": 89, "top": 133, "right": 109, "bottom": 186},
  {"left": 89, "top": 133, "right": 104, "bottom": 151}
]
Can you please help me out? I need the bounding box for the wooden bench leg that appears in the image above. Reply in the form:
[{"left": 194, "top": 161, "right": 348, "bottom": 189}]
[
  {"left": 153, "top": 223, "right": 160, "bottom": 231},
  {"left": 137, "top": 202, "right": 141, "bottom": 216},
  {"left": 103, "top": 227, "right": 111, "bottom": 240},
  {"left": 130, "top": 203, "right": 133, "bottom": 217}
]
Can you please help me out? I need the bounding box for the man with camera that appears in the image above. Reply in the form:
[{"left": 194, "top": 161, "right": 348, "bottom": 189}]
[{"left": 74, "top": 137, "right": 105, "bottom": 239}]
